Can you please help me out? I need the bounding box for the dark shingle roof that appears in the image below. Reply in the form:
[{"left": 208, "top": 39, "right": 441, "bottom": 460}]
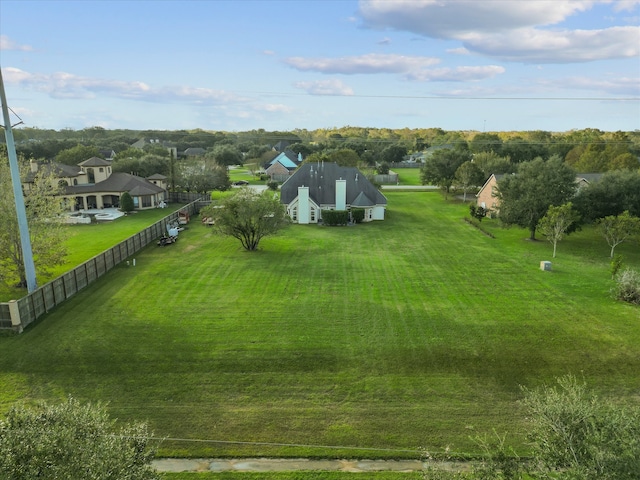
[
  {"left": 79, "top": 157, "right": 111, "bottom": 167},
  {"left": 280, "top": 162, "right": 387, "bottom": 207},
  {"left": 65, "top": 172, "right": 164, "bottom": 196}
]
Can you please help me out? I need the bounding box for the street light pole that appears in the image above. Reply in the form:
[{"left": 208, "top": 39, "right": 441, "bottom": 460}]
[{"left": 0, "top": 67, "right": 38, "bottom": 292}]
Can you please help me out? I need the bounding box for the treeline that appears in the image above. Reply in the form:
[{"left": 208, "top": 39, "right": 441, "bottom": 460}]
[{"left": 4, "top": 126, "right": 640, "bottom": 171}]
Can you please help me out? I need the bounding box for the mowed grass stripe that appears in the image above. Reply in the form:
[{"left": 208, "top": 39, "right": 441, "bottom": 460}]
[{"left": 1, "top": 192, "right": 638, "bottom": 458}]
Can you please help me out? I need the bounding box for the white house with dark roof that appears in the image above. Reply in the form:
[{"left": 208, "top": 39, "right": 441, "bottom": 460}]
[{"left": 280, "top": 162, "right": 387, "bottom": 224}]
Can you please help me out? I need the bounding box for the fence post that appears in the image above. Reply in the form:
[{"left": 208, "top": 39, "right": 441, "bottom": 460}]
[{"left": 8, "top": 300, "right": 22, "bottom": 333}]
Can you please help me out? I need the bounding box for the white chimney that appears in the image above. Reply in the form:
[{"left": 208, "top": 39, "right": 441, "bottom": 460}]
[
  {"left": 335, "top": 179, "right": 346, "bottom": 211},
  {"left": 298, "top": 186, "right": 310, "bottom": 224}
]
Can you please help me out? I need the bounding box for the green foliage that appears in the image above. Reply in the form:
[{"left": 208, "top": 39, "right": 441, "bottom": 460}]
[
  {"left": 351, "top": 208, "right": 365, "bottom": 223},
  {"left": 327, "top": 148, "right": 361, "bottom": 167},
  {"left": 267, "top": 180, "right": 279, "bottom": 191},
  {"left": 120, "top": 191, "right": 135, "bottom": 212},
  {"left": 0, "top": 157, "right": 67, "bottom": 287},
  {"left": 321, "top": 209, "right": 349, "bottom": 226},
  {"left": 610, "top": 254, "right": 624, "bottom": 279},
  {"left": 0, "top": 397, "right": 159, "bottom": 480},
  {"left": 55, "top": 144, "right": 100, "bottom": 165},
  {"left": 471, "top": 431, "right": 523, "bottom": 480},
  {"left": 613, "top": 268, "right": 640, "bottom": 305},
  {"left": 469, "top": 133, "right": 503, "bottom": 156},
  {"left": 377, "top": 162, "right": 390, "bottom": 175},
  {"left": 596, "top": 210, "right": 640, "bottom": 258},
  {"left": 469, "top": 204, "right": 486, "bottom": 222},
  {"left": 421, "top": 148, "right": 472, "bottom": 194},
  {"left": 574, "top": 170, "right": 640, "bottom": 222},
  {"left": 207, "top": 144, "right": 243, "bottom": 167},
  {"left": 380, "top": 144, "right": 408, "bottom": 164},
  {"left": 497, "top": 156, "right": 576, "bottom": 240},
  {"left": 455, "top": 161, "right": 485, "bottom": 202},
  {"left": 521, "top": 375, "right": 640, "bottom": 479},
  {"left": 201, "top": 188, "right": 288, "bottom": 250},
  {"left": 536, "top": 202, "right": 580, "bottom": 258}
]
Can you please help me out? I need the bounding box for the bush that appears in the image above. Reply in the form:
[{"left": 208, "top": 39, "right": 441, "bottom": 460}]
[
  {"left": 351, "top": 208, "right": 365, "bottom": 223},
  {"left": 321, "top": 209, "right": 349, "bottom": 226},
  {"left": 259, "top": 174, "right": 270, "bottom": 181},
  {"left": 120, "top": 192, "right": 134, "bottom": 212},
  {"left": 613, "top": 268, "right": 640, "bottom": 305},
  {"left": 266, "top": 180, "right": 279, "bottom": 191}
]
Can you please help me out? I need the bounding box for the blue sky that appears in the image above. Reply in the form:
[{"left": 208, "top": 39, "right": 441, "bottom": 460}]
[{"left": 1, "top": 0, "right": 639, "bottom": 133}]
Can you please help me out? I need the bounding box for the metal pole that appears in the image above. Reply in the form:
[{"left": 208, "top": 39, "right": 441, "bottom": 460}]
[{"left": 0, "top": 67, "right": 38, "bottom": 292}]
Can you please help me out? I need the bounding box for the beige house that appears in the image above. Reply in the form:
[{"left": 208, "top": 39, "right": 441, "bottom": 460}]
[
  {"left": 476, "top": 172, "right": 604, "bottom": 215},
  {"left": 25, "top": 157, "right": 167, "bottom": 211}
]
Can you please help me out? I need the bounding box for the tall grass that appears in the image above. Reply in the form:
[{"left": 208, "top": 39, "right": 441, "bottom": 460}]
[{"left": 0, "top": 192, "right": 638, "bottom": 459}]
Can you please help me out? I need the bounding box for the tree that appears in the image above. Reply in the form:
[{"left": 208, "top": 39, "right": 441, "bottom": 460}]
[
  {"left": 521, "top": 375, "right": 640, "bottom": 479},
  {"left": 574, "top": 170, "right": 640, "bottom": 222},
  {"left": 120, "top": 191, "right": 134, "bottom": 212},
  {"left": 55, "top": 144, "right": 100, "bottom": 165},
  {"left": 201, "top": 188, "right": 289, "bottom": 251},
  {"left": 420, "top": 148, "right": 472, "bottom": 195},
  {"left": 455, "top": 161, "right": 484, "bottom": 202},
  {"left": 327, "top": 148, "right": 361, "bottom": 167},
  {"left": 207, "top": 144, "right": 243, "bottom": 167},
  {"left": 537, "top": 202, "right": 580, "bottom": 258},
  {"left": 0, "top": 397, "right": 159, "bottom": 480},
  {"left": 596, "top": 211, "right": 640, "bottom": 258},
  {"left": 380, "top": 143, "right": 408, "bottom": 164},
  {"left": 0, "top": 157, "right": 67, "bottom": 288},
  {"left": 496, "top": 156, "right": 576, "bottom": 240},
  {"left": 469, "top": 133, "right": 503, "bottom": 155}
]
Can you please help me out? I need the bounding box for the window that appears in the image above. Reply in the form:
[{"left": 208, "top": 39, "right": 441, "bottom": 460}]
[
  {"left": 310, "top": 208, "right": 316, "bottom": 222},
  {"left": 291, "top": 207, "right": 297, "bottom": 221},
  {"left": 99, "top": 167, "right": 104, "bottom": 172},
  {"left": 142, "top": 196, "right": 152, "bottom": 208}
]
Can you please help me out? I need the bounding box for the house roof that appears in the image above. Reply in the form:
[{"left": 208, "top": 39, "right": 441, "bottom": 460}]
[
  {"left": 575, "top": 173, "right": 603, "bottom": 184},
  {"left": 24, "top": 161, "right": 82, "bottom": 183},
  {"left": 183, "top": 147, "right": 206, "bottom": 156},
  {"left": 146, "top": 173, "right": 167, "bottom": 180},
  {"left": 65, "top": 172, "right": 165, "bottom": 196},
  {"left": 280, "top": 162, "right": 387, "bottom": 207},
  {"left": 268, "top": 151, "right": 299, "bottom": 170},
  {"left": 79, "top": 156, "right": 111, "bottom": 167}
]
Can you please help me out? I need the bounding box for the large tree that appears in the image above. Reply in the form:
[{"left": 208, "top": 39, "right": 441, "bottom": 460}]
[
  {"left": 420, "top": 148, "right": 472, "bottom": 195},
  {"left": 0, "top": 397, "right": 159, "bottom": 480},
  {"left": 0, "top": 157, "right": 67, "bottom": 288},
  {"left": 496, "top": 156, "right": 576, "bottom": 240},
  {"left": 574, "top": 169, "right": 640, "bottom": 222},
  {"left": 207, "top": 144, "right": 243, "bottom": 167},
  {"left": 201, "top": 188, "right": 289, "bottom": 251},
  {"left": 55, "top": 144, "right": 100, "bottom": 165}
]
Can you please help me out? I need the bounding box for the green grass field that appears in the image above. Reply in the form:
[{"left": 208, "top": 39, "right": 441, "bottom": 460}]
[
  {"left": 0, "top": 205, "right": 187, "bottom": 302},
  {"left": 1, "top": 192, "right": 638, "bottom": 460}
]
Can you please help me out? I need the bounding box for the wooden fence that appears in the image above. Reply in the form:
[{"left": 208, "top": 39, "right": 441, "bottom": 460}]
[{"left": 0, "top": 200, "right": 202, "bottom": 333}]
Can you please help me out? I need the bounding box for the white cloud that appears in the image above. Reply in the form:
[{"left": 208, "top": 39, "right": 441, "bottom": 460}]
[
  {"left": 293, "top": 79, "right": 355, "bottom": 95},
  {"left": 358, "top": 0, "right": 640, "bottom": 63},
  {"left": 406, "top": 65, "right": 505, "bottom": 82},
  {"left": 285, "top": 53, "right": 440, "bottom": 75},
  {"left": 613, "top": 0, "right": 640, "bottom": 12},
  {"left": 538, "top": 75, "right": 640, "bottom": 95},
  {"left": 284, "top": 53, "right": 503, "bottom": 82},
  {"left": 3, "top": 67, "right": 246, "bottom": 105},
  {"left": 447, "top": 47, "right": 470, "bottom": 55},
  {"left": 0, "top": 35, "right": 33, "bottom": 51}
]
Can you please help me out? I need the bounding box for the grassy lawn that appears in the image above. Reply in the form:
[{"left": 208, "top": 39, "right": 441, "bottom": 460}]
[
  {"left": 0, "top": 192, "right": 638, "bottom": 460},
  {"left": 229, "top": 166, "right": 261, "bottom": 185},
  {"left": 161, "top": 473, "right": 426, "bottom": 479},
  {"left": 0, "top": 204, "right": 187, "bottom": 302},
  {"left": 393, "top": 168, "right": 422, "bottom": 185}
]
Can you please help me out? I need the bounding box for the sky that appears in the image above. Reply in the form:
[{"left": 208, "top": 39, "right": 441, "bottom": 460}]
[{"left": 1, "top": 0, "right": 639, "bottom": 133}]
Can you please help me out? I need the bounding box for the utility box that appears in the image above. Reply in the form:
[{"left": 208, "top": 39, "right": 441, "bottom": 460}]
[{"left": 540, "top": 261, "right": 552, "bottom": 271}]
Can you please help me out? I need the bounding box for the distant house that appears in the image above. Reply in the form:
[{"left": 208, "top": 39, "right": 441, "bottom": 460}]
[
  {"left": 99, "top": 149, "right": 116, "bottom": 161},
  {"left": 280, "top": 162, "right": 387, "bottom": 224},
  {"left": 272, "top": 140, "right": 294, "bottom": 152},
  {"left": 183, "top": 147, "right": 206, "bottom": 157},
  {"left": 476, "top": 172, "right": 604, "bottom": 214},
  {"left": 25, "top": 158, "right": 167, "bottom": 211},
  {"left": 265, "top": 151, "right": 302, "bottom": 182}
]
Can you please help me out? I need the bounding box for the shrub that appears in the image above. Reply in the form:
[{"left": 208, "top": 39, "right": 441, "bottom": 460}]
[
  {"left": 259, "top": 174, "right": 270, "bottom": 181},
  {"left": 321, "top": 209, "right": 349, "bottom": 226},
  {"left": 266, "top": 180, "right": 279, "bottom": 191},
  {"left": 120, "top": 192, "right": 134, "bottom": 212},
  {"left": 613, "top": 268, "right": 640, "bottom": 305},
  {"left": 351, "top": 208, "right": 365, "bottom": 223}
]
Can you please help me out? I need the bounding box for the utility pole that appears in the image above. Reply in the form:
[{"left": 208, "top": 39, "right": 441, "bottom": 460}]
[{"left": 0, "top": 67, "right": 38, "bottom": 292}]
